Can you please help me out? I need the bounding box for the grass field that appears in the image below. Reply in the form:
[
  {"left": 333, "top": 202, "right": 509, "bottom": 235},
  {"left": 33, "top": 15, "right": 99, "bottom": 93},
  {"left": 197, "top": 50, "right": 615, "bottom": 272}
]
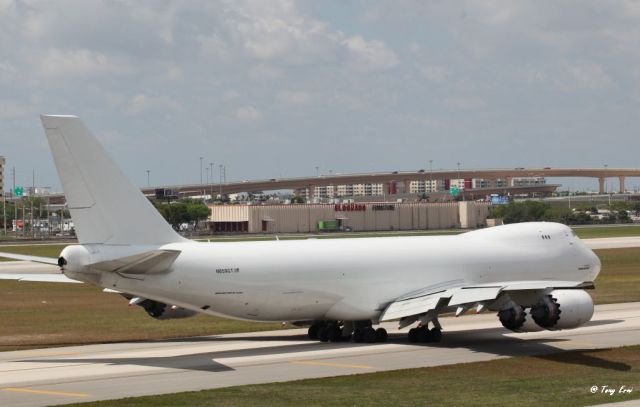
[
  {"left": 573, "top": 225, "right": 640, "bottom": 239},
  {"left": 0, "top": 244, "right": 638, "bottom": 351},
  {"left": 0, "top": 224, "right": 639, "bottom": 248},
  {"left": 67, "top": 345, "right": 640, "bottom": 407}
]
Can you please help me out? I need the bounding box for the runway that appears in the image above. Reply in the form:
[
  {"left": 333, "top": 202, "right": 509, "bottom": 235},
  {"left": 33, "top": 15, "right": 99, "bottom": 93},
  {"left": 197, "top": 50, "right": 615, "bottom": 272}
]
[{"left": 0, "top": 302, "right": 639, "bottom": 406}]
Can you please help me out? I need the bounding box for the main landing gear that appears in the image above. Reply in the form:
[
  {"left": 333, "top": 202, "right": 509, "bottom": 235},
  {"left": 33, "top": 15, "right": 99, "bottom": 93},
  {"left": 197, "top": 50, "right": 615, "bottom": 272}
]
[
  {"left": 307, "top": 320, "right": 388, "bottom": 343},
  {"left": 407, "top": 325, "right": 442, "bottom": 343}
]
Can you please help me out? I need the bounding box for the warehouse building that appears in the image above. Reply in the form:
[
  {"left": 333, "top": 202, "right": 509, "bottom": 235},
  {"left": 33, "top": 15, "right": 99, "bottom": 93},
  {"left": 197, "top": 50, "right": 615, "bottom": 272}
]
[{"left": 208, "top": 201, "right": 490, "bottom": 234}]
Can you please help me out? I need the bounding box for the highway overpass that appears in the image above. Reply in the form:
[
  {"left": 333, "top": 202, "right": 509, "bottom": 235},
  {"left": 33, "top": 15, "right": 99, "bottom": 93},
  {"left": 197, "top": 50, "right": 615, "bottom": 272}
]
[{"left": 25, "top": 167, "right": 640, "bottom": 204}]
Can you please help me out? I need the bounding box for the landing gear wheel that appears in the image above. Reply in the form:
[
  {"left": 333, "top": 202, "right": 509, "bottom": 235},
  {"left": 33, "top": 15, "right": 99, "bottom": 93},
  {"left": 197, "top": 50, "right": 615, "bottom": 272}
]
[
  {"left": 308, "top": 324, "right": 320, "bottom": 340},
  {"left": 408, "top": 328, "right": 419, "bottom": 343},
  {"left": 430, "top": 328, "right": 442, "bottom": 343},
  {"left": 363, "top": 327, "right": 376, "bottom": 343},
  {"left": 353, "top": 328, "right": 365, "bottom": 343},
  {"left": 319, "top": 325, "right": 330, "bottom": 342},
  {"left": 417, "top": 326, "right": 432, "bottom": 343},
  {"left": 375, "top": 328, "right": 388, "bottom": 343},
  {"left": 329, "top": 324, "right": 343, "bottom": 342}
]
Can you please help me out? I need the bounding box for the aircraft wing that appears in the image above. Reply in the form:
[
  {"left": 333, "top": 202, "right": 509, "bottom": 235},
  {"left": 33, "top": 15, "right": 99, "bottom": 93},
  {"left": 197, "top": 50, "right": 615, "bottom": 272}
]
[
  {"left": 380, "top": 280, "right": 594, "bottom": 325},
  {"left": 0, "top": 253, "right": 79, "bottom": 283},
  {"left": 0, "top": 273, "right": 82, "bottom": 283},
  {"left": 0, "top": 251, "right": 59, "bottom": 265}
]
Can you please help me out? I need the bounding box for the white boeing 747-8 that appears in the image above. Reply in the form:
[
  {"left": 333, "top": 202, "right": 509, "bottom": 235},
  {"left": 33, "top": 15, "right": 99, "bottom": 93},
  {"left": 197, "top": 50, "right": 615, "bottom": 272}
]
[{"left": 0, "top": 115, "right": 601, "bottom": 343}]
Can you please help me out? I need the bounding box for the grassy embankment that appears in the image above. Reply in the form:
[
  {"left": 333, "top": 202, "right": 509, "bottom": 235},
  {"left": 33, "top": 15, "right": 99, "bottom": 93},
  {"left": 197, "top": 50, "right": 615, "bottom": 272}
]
[
  {"left": 68, "top": 345, "right": 640, "bottom": 407},
  {"left": 0, "top": 228, "right": 639, "bottom": 351}
]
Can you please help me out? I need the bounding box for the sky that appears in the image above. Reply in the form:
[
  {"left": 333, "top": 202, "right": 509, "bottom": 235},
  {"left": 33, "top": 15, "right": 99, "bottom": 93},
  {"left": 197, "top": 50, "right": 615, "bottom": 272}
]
[{"left": 1, "top": 0, "right": 640, "bottom": 192}]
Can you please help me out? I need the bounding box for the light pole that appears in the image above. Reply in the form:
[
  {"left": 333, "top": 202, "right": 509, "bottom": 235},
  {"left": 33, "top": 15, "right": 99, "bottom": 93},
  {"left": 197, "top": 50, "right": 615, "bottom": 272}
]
[
  {"left": 604, "top": 164, "right": 608, "bottom": 195},
  {"left": 219, "top": 164, "right": 223, "bottom": 198},
  {"left": 457, "top": 162, "right": 464, "bottom": 201},
  {"left": 429, "top": 159, "right": 433, "bottom": 193},
  {"left": 146, "top": 169, "right": 150, "bottom": 187},
  {"left": 209, "top": 162, "right": 214, "bottom": 201},
  {"left": 200, "top": 157, "right": 204, "bottom": 184}
]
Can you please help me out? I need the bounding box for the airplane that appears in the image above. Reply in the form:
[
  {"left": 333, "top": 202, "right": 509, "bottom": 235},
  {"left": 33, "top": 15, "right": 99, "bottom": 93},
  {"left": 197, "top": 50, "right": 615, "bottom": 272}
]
[{"left": 0, "top": 115, "right": 601, "bottom": 344}]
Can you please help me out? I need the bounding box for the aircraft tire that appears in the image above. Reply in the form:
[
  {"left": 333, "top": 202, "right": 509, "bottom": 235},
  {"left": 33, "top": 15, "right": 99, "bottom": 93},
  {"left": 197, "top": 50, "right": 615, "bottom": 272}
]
[
  {"left": 375, "top": 328, "right": 388, "bottom": 343},
  {"left": 430, "top": 328, "right": 442, "bottom": 343},
  {"left": 364, "top": 327, "right": 376, "bottom": 343},
  {"left": 408, "top": 328, "right": 419, "bottom": 343}
]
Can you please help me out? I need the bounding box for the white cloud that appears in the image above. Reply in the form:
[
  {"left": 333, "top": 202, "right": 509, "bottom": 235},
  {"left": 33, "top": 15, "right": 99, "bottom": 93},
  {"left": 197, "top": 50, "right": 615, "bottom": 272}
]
[
  {"left": 276, "top": 90, "right": 312, "bottom": 106},
  {"left": 126, "top": 94, "right": 181, "bottom": 115},
  {"left": 0, "top": 99, "right": 32, "bottom": 120},
  {"left": 38, "top": 48, "right": 137, "bottom": 78},
  {"left": 418, "top": 65, "right": 449, "bottom": 83},
  {"left": 235, "top": 105, "right": 263, "bottom": 121},
  {"left": 444, "top": 97, "right": 486, "bottom": 109},
  {"left": 341, "top": 36, "right": 398, "bottom": 72}
]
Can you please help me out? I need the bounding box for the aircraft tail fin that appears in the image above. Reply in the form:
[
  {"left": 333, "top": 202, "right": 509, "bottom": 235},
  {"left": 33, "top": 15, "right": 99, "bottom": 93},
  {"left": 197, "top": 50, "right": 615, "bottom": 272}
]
[{"left": 41, "top": 115, "right": 186, "bottom": 245}]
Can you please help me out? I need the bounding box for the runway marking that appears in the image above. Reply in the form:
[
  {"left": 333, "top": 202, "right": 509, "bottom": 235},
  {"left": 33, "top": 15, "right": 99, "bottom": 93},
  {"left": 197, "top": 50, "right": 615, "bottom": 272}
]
[
  {"left": 1, "top": 387, "right": 89, "bottom": 398},
  {"left": 290, "top": 360, "right": 374, "bottom": 369}
]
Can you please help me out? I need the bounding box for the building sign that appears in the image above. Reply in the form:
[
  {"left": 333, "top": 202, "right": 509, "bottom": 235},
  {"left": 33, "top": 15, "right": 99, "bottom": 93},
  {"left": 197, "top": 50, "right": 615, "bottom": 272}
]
[
  {"left": 491, "top": 195, "right": 509, "bottom": 205},
  {"left": 371, "top": 204, "right": 395, "bottom": 211},
  {"left": 335, "top": 203, "right": 366, "bottom": 211}
]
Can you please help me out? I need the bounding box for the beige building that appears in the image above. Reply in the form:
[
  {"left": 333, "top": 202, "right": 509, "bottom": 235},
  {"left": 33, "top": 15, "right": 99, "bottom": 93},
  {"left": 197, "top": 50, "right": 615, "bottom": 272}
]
[
  {"left": 0, "top": 156, "right": 4, "bottom": 197},
  {"left": 209, "top": 201, "right": 490, "bottom": 234}
]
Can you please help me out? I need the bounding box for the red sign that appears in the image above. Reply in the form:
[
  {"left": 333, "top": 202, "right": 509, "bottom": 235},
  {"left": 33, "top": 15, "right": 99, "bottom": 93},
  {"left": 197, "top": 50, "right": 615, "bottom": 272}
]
[{"left": 335, "top": 203, "right": 366, "bottom": 212}]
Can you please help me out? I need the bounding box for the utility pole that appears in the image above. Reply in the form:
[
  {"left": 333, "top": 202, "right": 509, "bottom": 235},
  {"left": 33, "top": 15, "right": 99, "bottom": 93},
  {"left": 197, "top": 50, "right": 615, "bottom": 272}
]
[
  {"left": 146, "top": 169, "right": 150, "bottom": 187},
  {"left": 219, "top": 164, "right": 223, "bottom": 198},
  {"left": 457, "top": 162, "right": 464, "bottom": 201},
  {"left": 200, "top": 157, "right": 204, "bottom": 184},
  {"left": 209, "top": 162, "right": 214, "bottom": 201},
  {"left": 2, "top": 194, "right": 6, "bottom": 236},
  {"left": 429, "top": 159, "right": 433, "bottom": 192}
]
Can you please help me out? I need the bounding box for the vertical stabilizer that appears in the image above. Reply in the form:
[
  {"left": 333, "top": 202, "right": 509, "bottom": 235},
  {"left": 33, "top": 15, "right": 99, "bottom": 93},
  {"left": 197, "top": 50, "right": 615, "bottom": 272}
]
[{"left": 41, "top": 115, "right": 186, "bottom": 245}]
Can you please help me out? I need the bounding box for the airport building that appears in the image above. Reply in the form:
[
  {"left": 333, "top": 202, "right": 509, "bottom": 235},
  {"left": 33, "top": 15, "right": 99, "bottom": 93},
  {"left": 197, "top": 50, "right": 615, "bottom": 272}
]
[{"left": 208, "top": 201, "right": 490, "bottom": 234}]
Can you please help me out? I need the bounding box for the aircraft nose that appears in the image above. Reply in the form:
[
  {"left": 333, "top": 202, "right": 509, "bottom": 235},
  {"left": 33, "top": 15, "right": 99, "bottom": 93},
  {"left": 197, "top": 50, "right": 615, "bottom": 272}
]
[{"left": 586, "top": 247, "right": 601, "bottom": 281}]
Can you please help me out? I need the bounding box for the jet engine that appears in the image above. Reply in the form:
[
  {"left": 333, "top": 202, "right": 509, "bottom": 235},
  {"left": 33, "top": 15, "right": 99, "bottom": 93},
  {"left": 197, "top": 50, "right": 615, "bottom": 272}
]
[
  {"left": 529, "top": 289, "right": 593, "bottom": 330},
  {"left": 497, "top": 301, "right": 544, "bottom": 332},
  {"left": 138, "top": 299, "right": 197, "bottom": 320}
]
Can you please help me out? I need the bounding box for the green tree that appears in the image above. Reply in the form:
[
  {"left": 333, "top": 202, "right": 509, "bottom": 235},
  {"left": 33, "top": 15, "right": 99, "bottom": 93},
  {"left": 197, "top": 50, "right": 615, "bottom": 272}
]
[{"left": 186, "top": 201, "right": 211, "bottom": 229}]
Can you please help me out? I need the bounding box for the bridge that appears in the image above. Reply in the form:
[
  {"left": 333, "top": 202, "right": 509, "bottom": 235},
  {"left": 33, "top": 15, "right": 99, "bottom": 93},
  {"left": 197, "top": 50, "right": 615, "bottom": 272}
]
[
  {"left": 142, "top": 167, "right": 640, "bottom": 198},
  {"left": 28, "top": 167, "right": 640, "bottom": 204}
]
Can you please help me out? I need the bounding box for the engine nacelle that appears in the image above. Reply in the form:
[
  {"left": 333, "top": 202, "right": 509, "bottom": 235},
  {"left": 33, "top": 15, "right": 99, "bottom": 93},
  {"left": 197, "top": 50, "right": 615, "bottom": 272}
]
[
  {"left": 138, "top": 299, "right": 198, "bottom": 320},
  {"left": 498, "top": 301, "right": 545, "bottom": 332},
  {"left": 530, "top": 289, "right": 593, "bottom": 330}
]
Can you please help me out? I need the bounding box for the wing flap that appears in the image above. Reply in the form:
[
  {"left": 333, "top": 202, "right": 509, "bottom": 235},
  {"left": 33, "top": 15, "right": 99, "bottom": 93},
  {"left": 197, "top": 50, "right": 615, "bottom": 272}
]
[
  {"left": 448, "top": 286, "right": 502, "bottom": 307},
  {"left": 380, "top": 290, "right": 454, "bottom": 322}
]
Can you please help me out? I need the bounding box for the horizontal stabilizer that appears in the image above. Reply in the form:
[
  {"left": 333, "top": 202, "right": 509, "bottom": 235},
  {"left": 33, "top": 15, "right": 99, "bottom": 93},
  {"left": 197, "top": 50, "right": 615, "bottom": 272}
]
[
  {"left": 0, "top": 273, "right": 81, "bottom": 283},
  {"left": 90, "top": 249, "right": 181, "bottom": 274},
  {"left": 0, "top": 252, "right": 59, "bottom": 265}
]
